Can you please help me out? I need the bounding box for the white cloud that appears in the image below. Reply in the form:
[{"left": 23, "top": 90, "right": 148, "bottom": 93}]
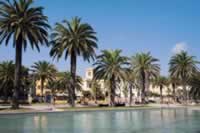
[{"left": 172, "top": 42, "right": 187, "bottom": 54}]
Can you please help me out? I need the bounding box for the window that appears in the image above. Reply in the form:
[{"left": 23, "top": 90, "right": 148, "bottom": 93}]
[
  {"left": 88, "top": 71, "right": 92, "bottom": 76},
  {"left": 87, "top": 81, "right": 92, "bottom": 88}
]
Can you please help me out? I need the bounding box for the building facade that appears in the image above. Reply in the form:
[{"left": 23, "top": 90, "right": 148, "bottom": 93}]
[
  {"left": 34, "top": 67, "right": 187, "bottom": 102},
  {"left": 81, "top": 68, "right": 187, "bottom": 102}
]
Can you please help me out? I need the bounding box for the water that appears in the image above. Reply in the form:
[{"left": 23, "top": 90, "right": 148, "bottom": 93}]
[{"left": 0, "top": 108, "right": 200, "bottom": 133}]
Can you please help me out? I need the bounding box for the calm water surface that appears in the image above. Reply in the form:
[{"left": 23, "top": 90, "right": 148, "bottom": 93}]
[{"left": 0, "top": 108, "right": 200, "bottom": 133}]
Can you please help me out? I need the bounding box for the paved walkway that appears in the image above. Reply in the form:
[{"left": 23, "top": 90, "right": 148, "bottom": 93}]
[
  {"left": 0, "top": 103, "right": 199, "bottom": 114},
  {"left": 0, "top": 104, "right": 93, "bottom": 111}
]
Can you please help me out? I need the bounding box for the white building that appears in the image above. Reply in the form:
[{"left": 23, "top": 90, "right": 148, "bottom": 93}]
[
  {"left": 82, "top": 68, "right": 107, "bottom": 94},
  {"left": 81, "top": 68, "right": 187, "bottom": 102}
]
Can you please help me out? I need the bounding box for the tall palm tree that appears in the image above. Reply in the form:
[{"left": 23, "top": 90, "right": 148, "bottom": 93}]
[
  {"left": 50, "top": 17, "right": 98, "bottom": 107},
  {"left": 93, "top": 49, "right": 128, "bottom": 106},
  {"left": 31, "top": 61, "right": 57, "bottom": 98},
  {"left": 152, "top": 76, "right": 168, "bottom": 103},
  {"left": 169, "top": 51, "right": 199, "bottom": 104},
  {"left": 0, "top": 0, "right": 50, "bottom": 109},
  {"left": 130, "top": 52, "right": 160, "bottom": 104}
]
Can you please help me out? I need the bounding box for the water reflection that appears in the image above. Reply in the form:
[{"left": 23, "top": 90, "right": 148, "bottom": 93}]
[{"left": 0, "top": 109, "right": 200, "bottom": 133}]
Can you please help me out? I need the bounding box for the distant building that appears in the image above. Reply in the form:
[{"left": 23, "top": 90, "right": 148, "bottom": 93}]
[
  {"left": 34, "top": 68, "right": 188, "bottom": 102},
  {"left": 81, "top": 68, "right": 107, "bottom": 94},
  {"left": 35, "top": 80, "right": 51, "bottom": 96},
  {"left": 81, "top": 68, "right": 188, "bottom": 102}
]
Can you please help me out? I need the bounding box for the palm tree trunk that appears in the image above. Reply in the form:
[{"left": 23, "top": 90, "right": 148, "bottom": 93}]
[
  {"left": 160, "top": 85, "right": 163, "bottom": 104},
  {"left": 141, "top": 70, "right": 146, "bottom": 104},
  {"left": 137, "top": 88, "right": 140, "bottom": 102},
  {"left": 70, "top": 53, "right": 76, "bottom": 107},
  {"left": 95, "top": 88, "right": 97, "bottom": 103},
  {"left": 41, "top": 78, "right": 44, "bottom": 99},
  {"left": 183, "top": 84, "right": 187, "bottom": 105},
  {"left": 172, "top": 83, "right": 176, "bottom": 103},
  {"left": 145, "top": 73, "right": 150, "bottom": 101},
  {"left": 12, "top": 41, "right": 22, "bottom": 109},
  {"left": 110, "top": 75, "right": 115, "bottom": 106},
  {"left": 129, "top": 83, "right": 133, "bottom": 106},
  {"left": 3, "top": 84, "right": 8, "bottom": 103}
]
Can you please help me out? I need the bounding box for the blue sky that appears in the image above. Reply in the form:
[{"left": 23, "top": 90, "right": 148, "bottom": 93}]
[{"left": 0, "top": 0, "right": 200, "bottom": 77}]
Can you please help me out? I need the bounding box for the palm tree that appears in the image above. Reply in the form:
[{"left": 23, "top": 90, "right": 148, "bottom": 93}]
[
  {"left": 91, "top": 80, "right": 102, "bottom": 103},
  {"left": 31, "top": 61, "right": 57, "bottom": 98},
  {"left": 93, "top": 49, "right": 128, "bottom": 106},
  {"left": 20, "top": 65, "right": 30, "bottom": 98},
  {"left": 58, "top": 72, "right": 82, "bottom": 102},
  {"left": 122, "top": 82, "right": 129, "bottom": 104},
  {"left": 45, "top": 79, "right": 60, "bottom": 104},
  {"left": 152, "top": 76, "right": 168, "bottom": 103},
  {"left": 188, "top": 72, "right": 200, "bottom": 102},
  {"left": 125, "top": 69, "right": 138, "bottom": 106},
  {"left": 50, "top": 17, "right": 98, "bottom": 107},
  {"left": 46, "top": 79, "right": 60, "bottom": 96},
  {"left": 130, "top": 52, "right": 160, "bottom": 104},
  {"left": 0, "top": 61, "right": 30, "bottom": 102},
  {"left": 169, "top": 51, "right": 199, "bottom": 104},
  {"left": 0, "top": 61, "right": 15, "bottom": 100},
  {"left": 0, "top": 0, "right": 50, "bottom": 109},
  {"left": 168, "top": 77, "right": 180, "bottom": 102}
]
